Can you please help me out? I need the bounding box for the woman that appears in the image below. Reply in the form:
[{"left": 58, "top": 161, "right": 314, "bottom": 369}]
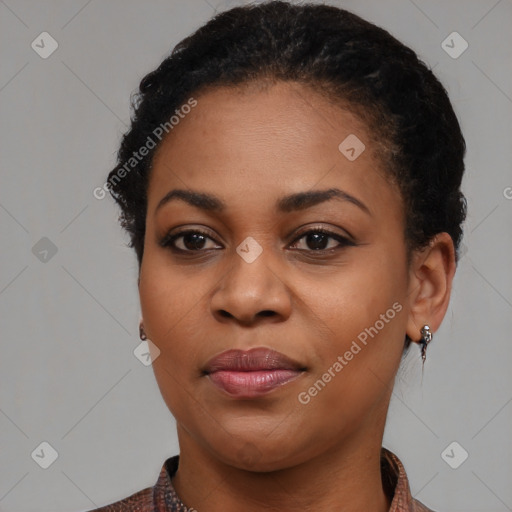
[{"left": 91, "top": 1, "right": 466, "bottom": 510}]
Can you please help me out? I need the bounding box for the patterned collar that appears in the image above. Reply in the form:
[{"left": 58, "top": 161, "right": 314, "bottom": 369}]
[{"left": 93, "top": 447, "right": 435, "bottom": 511}]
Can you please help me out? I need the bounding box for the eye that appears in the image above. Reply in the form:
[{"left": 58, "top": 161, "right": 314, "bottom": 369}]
[
  {"left": 160, "top": 229, "right": 222, "bottom": 253},
  {"left": 289, "top": 227, "right": 355, "bottom": 252},
  {"left": 160, "top": 226, "right": 355, "bottom": 255}
]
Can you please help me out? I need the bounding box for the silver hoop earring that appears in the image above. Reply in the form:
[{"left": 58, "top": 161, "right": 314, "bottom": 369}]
[{"left": 139, "top": 322, "right": 147, "bottom": 341}]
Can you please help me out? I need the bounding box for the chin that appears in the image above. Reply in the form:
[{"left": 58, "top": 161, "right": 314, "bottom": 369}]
[{"left": 206, "top": 431, "right": 318, "bottom": 473}]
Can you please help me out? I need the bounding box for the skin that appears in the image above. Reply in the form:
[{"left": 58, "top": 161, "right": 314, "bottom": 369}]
[{"left": 138, "top": 81, "right": 456, "bottom": 511}]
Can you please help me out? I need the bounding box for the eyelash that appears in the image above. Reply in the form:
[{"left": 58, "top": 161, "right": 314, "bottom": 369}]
[{"left": 160, "top": 226, "right": 355, "bottom": 255}]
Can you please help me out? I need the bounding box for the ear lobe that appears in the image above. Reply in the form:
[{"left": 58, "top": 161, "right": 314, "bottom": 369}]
[{"left": 405, "top": 232, "right": 456, "bottom": 342}]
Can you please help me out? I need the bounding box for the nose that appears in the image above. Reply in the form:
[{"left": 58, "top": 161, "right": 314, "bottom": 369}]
[{"left": 210, "top": 247, "right": 292, "bottom": 325}]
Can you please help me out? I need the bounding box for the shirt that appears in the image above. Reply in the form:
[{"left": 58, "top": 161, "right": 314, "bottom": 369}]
[{"left": 89, "top": 447, "right": 435, "bottom": 511}]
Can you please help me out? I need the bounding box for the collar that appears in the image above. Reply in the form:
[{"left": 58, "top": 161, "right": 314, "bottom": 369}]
[
  {"left": 155, "top": 448, "right": 435, "bottom": 512},
  {"left": 381, "top": 448, "right": 435, "bottom": 512},
  {"left": 93, "top": 447, "right": 435, "bottom": 511}
]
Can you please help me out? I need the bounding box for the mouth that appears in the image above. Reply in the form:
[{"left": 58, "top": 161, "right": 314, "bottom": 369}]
[{"left": 203, "top": 347, "right": 306, "bottom": 398}]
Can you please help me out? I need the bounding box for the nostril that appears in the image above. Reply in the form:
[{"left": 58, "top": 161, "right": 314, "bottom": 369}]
[{"left": 258, "top": 310, "right": 275, "bottom": 317}]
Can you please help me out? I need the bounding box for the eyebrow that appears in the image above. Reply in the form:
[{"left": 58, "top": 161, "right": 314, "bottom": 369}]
[{"left": 155, "top": 187, "right": 371, "bottom": 216}]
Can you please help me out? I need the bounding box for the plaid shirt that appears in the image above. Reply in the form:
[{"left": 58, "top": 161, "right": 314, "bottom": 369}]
[{"left": 90, "top": 448, "right": 435, "bottom": 511}]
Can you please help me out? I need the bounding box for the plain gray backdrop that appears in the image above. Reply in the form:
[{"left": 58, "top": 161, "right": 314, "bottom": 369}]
[{"left": 1, "top": 0, "right": 511, "bottom": 511}]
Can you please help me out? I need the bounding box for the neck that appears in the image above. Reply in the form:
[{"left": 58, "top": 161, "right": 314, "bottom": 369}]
[{"left": 171, "top": 419, "right": 392, "bottom": 512}]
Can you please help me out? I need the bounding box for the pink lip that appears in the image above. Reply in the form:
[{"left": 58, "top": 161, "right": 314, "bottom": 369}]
[{"left": 203, "top": 348, "right": 306, "bottom": 398}]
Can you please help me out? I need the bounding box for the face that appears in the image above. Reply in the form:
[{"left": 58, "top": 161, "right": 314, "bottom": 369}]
[{"left": 139, "top": 81, "right": 412, "bottom": 471}]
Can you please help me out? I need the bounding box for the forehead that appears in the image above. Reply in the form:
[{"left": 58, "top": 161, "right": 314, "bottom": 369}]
[{"left": 147, "top": 81, "right": 400, "bottom": 217}]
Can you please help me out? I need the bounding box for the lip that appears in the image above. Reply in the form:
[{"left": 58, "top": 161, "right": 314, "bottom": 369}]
[{"left": 203, "top": 347, "right": 306, "bottom": 398}]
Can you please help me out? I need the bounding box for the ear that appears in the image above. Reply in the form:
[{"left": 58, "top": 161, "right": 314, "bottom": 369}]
[{"left": 405, "top": 232, "right": 457, "bottom": 342}]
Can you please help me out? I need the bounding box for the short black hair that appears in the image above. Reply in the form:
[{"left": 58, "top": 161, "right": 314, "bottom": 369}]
[{"left": 106, "top": 0, "right": 466, "bottom": 280}]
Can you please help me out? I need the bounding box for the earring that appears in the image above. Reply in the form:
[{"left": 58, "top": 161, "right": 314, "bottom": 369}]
[
  {"left": 139, "top": 322, "right": 147, "bottom": 341},
  {"left": 419, "top": 324, "right": 432, "bottom": 363}
]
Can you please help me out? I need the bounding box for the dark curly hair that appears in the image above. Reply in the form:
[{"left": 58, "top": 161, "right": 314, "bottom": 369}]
[{"left": 105, "top": 1, "right": 466, "bottom": 295}]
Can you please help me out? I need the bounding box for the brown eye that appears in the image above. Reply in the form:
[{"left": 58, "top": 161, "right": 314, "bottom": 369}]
[
  {"left": 160, "top": 226, "right": 355, "bottom": 256},
  {"left": 160, "top": 229, "right": 221, "bottom": 253},
  {"left": 290, "top": 228, "right": 355, "bottom": 252}
]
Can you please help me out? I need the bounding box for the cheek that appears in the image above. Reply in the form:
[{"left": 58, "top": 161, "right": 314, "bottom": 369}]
[
  {"left": 318, "top": 254, "right": 406, "bottom": 336},
  {"left": 139, "top": 252, "right": 203, "bottom": 342},
  {"left": 304, "top": 249, "right": 407, "bottom": 392},
  {"left": 138, "top": 267, "right": 205, "bottom": 408},
  {"left": 138, "top": 257, "right": 205, "bottom": 418}
]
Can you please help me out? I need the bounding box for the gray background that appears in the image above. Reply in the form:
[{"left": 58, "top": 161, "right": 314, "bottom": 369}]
[{"left": 0, "top": 0, "right": 511, "bottom": 511}]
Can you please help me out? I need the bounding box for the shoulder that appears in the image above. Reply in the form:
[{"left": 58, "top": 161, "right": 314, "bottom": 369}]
[
  {"left": 83, "top": 455, "right": 180, "bottom": 512},
  {"left": 382, "top": 447, "right": 438, "bottom": 512},
  {"left": 412, "top": 499, "right": 437, "bottom": 512},
  {"left": 89, "top": 486, "right": 153, "bottom": 511}
]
